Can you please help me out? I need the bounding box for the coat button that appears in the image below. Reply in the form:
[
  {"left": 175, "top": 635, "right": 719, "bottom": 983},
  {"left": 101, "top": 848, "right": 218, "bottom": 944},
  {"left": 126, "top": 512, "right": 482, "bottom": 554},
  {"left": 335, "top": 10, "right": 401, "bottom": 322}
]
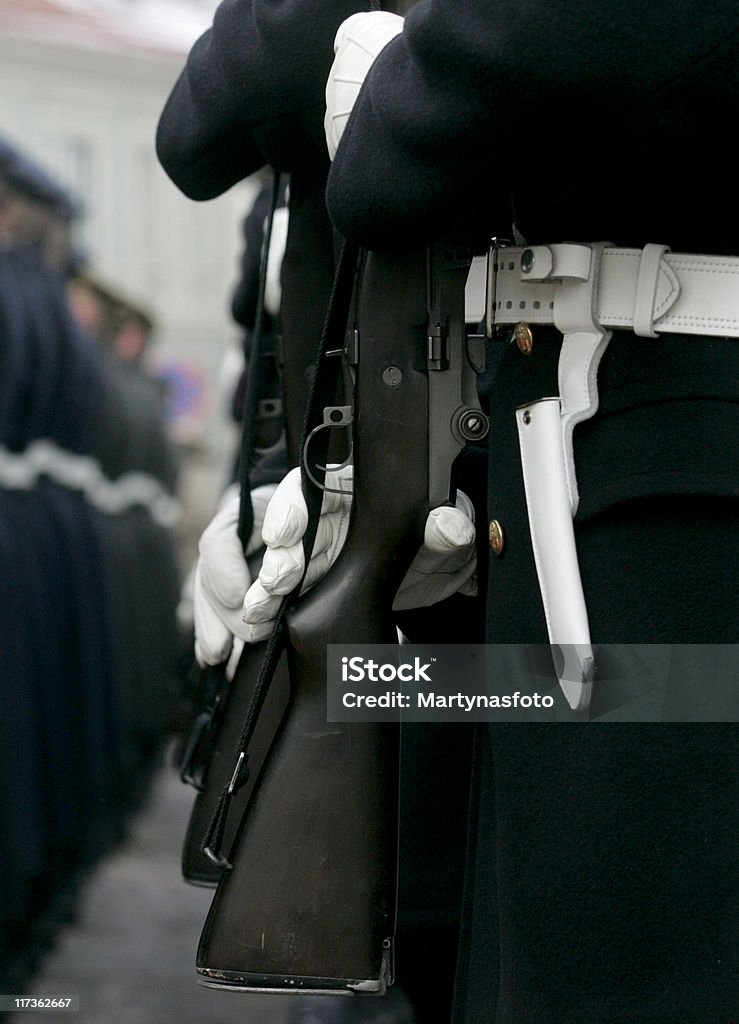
[
  {"left": 489, "top": 519, "right": 504, "bottom": 555},
  {"left": 515, "top": 321, "right": 533, "bottom": 355}
]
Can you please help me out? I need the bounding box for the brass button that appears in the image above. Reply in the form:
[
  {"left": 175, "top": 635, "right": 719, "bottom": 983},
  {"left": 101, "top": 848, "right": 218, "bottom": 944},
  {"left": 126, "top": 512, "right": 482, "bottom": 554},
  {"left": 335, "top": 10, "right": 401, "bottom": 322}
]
[
  {"left": 515, "top": 321, "right": 533, "bottom": 355},
  {"left": 489, "top": 519, "right": 505, "bottom": 556}
]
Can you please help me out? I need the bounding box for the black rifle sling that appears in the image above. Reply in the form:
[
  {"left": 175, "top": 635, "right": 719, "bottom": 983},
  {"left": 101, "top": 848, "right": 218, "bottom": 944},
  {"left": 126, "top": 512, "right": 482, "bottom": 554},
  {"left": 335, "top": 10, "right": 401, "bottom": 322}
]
[{"left": 202, "top": 238, "right": 360, "bottom": 868}]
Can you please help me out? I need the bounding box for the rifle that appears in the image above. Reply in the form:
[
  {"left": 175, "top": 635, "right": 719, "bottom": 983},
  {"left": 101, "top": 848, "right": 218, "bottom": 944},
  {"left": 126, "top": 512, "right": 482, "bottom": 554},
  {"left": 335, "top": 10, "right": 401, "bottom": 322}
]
[
  {"left": 179, "top": 174, "right": 341, "bottom": 887},
  {"left": 179, "top": 0, "right": 427, "bottom": 899},
  {"left": 194, "top": 241, "right": 487, "bottom": 993}
]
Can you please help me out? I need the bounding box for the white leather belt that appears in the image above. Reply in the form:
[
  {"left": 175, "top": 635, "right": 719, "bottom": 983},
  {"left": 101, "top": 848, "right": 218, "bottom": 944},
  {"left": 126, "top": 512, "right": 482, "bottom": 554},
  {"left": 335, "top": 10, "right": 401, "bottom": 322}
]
[
  {"left": 486, "top": 243, "right": 739, "bottom": 339},
  {"left": 488, "top": 241, "right": 739, "bottom": 713}
]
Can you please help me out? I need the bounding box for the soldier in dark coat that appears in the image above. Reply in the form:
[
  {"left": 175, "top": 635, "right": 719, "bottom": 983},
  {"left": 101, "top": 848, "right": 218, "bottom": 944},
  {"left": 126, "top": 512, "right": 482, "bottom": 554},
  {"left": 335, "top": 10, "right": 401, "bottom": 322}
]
[
  {"left": 0, "top": 138, "right": 181, "bottom": 991},
  {"left": 324, "top": 3, "right": 738, "bottom": 1022}
]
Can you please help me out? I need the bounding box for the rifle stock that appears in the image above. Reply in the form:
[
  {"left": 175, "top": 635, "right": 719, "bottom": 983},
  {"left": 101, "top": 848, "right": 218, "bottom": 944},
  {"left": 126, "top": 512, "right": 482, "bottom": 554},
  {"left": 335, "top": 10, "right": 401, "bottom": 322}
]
[
  {"left": 196, "top": 245, "right": 480, "bottom": 992},
  {"left": 180, "top": 646, "right": 290, "bottom": 886}
]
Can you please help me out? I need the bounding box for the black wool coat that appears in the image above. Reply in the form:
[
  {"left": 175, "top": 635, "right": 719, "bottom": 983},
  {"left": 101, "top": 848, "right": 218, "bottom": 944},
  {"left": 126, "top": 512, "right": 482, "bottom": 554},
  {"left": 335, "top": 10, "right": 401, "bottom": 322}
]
[
  {"left": 325, "top": 3, "right": 738, "bottom": 1022},
  {"left": 156, "top": 0, "right": 369, "bottom": 195},
  {"left": 327, "top": 0, "right": 738, "bottom": 255}
]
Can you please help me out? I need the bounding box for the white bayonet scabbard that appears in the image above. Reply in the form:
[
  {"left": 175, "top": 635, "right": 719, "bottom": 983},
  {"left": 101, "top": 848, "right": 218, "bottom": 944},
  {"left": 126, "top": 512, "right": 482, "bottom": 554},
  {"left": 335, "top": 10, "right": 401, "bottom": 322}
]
[{"left": 516, "top": 397, "right": 594, "bottom": 711}]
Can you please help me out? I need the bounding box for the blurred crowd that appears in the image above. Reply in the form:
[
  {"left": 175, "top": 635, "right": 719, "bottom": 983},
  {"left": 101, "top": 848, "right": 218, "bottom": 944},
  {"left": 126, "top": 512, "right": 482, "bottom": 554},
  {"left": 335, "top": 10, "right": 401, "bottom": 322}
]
[{"left": 0, "top": 135, "right": 184, "bottom": 992}]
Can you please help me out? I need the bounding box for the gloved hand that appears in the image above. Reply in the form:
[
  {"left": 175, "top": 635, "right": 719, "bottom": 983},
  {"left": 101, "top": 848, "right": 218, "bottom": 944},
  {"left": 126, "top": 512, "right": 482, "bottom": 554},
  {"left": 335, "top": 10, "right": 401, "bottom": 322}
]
[
  {"left": 242, "top": 465, "right": 477, "bottom": 642},
  {"left": 324, "top": 11, "right": 404, "bottom": 160},
  {"left": 193, "top": 482, "right": 277, "bottom": 667}
]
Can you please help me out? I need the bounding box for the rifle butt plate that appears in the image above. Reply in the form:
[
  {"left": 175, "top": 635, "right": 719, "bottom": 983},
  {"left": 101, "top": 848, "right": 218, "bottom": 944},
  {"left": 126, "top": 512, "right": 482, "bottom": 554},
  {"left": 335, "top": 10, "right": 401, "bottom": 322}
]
[{"left": 196, "top": 969, "right": 387, "bottom": 997}]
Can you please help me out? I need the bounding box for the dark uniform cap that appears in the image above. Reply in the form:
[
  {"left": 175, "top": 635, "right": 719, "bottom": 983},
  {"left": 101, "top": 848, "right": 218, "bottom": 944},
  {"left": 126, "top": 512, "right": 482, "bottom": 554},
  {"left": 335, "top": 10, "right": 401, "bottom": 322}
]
[{"left": 0, "top": 135, "right": 81, "bottom": 220}]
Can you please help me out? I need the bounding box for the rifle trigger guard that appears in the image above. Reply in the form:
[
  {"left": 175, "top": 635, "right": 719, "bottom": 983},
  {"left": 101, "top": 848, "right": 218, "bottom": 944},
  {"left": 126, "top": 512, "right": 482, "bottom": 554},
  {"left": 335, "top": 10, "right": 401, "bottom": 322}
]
[{"left": 302, "top": 406, "right": 354, "bottom": 495}]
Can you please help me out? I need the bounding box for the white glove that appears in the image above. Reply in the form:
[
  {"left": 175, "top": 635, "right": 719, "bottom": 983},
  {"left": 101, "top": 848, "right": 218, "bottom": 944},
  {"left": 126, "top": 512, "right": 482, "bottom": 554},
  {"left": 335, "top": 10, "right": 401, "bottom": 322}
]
[
  {"left": 193, "top": 482, "right": 277, "bottom": 667},
  {"left": 324, "top": 11, "right": 404, "bottom": 161},
  {"left": 241, "top": 465, "right": 353, "bottom": 641},
  {"left": 394, "top": 491, "right": 478, "bottom": 611},
  {"left": 241, "top": 465, "right": 477, "bottom": 641}
]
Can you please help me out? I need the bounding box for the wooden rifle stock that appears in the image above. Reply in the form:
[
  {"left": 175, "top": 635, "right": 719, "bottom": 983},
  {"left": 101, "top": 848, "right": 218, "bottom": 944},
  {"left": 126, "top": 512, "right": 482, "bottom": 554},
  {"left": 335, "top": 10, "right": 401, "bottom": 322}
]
[
  {"left": 196, "top": 245, "right": 480, "bottom": 992},
  {"left": 180, "top": 645, "right": 291, "bottom": 886}
]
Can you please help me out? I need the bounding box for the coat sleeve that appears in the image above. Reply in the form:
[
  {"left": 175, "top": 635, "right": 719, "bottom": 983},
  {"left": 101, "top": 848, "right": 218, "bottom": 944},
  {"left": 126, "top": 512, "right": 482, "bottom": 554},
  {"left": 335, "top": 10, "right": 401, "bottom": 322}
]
[
  {"left": 326, "top": 0, "right": 738, "bottom": 252},
  {"left": 156, "top": 0, "right": 367, "bottom": 200}
]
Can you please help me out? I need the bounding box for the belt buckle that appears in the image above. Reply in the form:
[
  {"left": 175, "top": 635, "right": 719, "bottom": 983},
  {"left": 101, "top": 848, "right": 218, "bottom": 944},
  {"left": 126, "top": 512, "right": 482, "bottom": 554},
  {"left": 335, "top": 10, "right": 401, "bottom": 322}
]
[{"left": 485, "top": 237, "right": 512, "bottom": 339}]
